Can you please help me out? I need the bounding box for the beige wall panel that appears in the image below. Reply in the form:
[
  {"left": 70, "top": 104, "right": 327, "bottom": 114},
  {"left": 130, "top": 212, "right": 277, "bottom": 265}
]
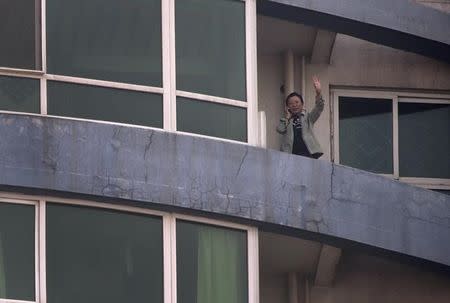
[
  {"left": 328, "top": 35, "right": 450, "bottom": 90},
  {"left": 310, "top": 252, "right": 450, "bottom": 303},
  {"left": 257, "top": 54, "right": 285, "bottom": 150},
  {"left": 260, "top": 273, "right": 289, "bottom": 303}
]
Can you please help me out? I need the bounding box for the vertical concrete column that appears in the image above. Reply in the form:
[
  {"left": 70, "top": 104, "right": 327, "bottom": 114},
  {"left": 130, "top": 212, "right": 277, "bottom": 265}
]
[
  {"left": 305, "top": 277, "right": 310, "bottom": 303},
  {"left": 288, "top": 272, "right": 299, "bottom": 303},
  {"left": 284, "top": 49, "right": 295, "bottom": 96},
  {"left": 302, "top": 56, "right": 306, "bottom": 101}
]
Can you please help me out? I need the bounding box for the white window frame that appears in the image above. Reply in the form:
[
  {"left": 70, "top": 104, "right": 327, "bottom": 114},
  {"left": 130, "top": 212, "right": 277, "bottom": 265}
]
[
  {"left": 169, "top": 213, "right": 259, "bottom": 303},
  {"left": 332, "top": 89, "right": 450, "bottom": 190},
  {"left": 0, "top": 197, "right": 40, "bottom": 303},
  {"left": 1, "top": 0, "right": 258, "bottom": 146},
  {"left": 0, "top": 0, "right": 43, "bottom": 75},
  {"left": 168, "top": 0, "right": 258, "bottom": 145},
  {"left": 0, "top": 192, "right": 259, "bottom": 303},
  {"left": 0, "top": 72, "right": 43, "bottom": 117}
]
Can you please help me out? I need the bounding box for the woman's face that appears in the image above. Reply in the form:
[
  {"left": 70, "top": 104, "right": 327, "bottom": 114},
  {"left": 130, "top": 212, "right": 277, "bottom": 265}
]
[{"left": 287, "top": 95, "right": 303, "bottom": 114}]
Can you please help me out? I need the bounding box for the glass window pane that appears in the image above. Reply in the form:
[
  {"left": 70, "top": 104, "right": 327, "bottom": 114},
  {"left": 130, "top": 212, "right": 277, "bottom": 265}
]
[
  {"left": 177, "top": 220, "right": 248, "bottom": 303},
  {"left": 177, "top": 97, "right": 247, "bottom": 142},
  {"left": 339, "top": 97, "right": 393, "bottom": 174},
  {"left": 176, "top": 0, "right": 246, "bottom": 101},
  {"left": 0, "top": 202, "right": 35, "bottom": 301},
  {"left": 48, "top": 81, "right": 163, "bottom": 128},
  {"left": 399, "top": 101, "right": 449, "bottom": 178},
  {"left": 0, "top": 75, "right": 40, "bottom": 113},
  {"left": 0, "top": 0, "right": 40, "bottom": 70},
  {"left": 47, "top": 0, "right": 161, "bottom": 86},
  {"left": 47, "top": 203, "right": 163, "bottom": 303}
]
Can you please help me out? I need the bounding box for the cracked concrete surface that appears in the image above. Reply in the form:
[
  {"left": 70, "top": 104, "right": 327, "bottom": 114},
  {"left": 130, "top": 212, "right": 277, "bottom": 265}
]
[{"left": 0, "top": 113, "right": 449, "bottom": 266}]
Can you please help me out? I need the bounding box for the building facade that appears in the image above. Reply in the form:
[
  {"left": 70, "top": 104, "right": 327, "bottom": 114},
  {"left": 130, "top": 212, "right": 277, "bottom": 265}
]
[{"left": 0, "top": 1, "right": 449, "bottom": 303}]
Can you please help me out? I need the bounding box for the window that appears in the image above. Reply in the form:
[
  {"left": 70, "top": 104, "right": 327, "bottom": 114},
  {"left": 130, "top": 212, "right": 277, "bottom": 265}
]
[
  {"left": 177, "top": 220, "right": 248, "bottom": 303},
  {"left": 174, "top": 0, "right": 249, "bottom": 142},
  {"left": 334, "top": 91, "right": 450, "bottom": 189},
  {"left": 46, "top": 203, "right": 163, "bottom": 303},
  {"left": 0, "top": 201, "right": 36, "bottom": 302},
  {"left": 47, "top": 0, "right": 162, "bottom": 86},
  {"left": 0, "top": 75, "right": 40, "bottom": 113},
  {"left": 338, "top": 97, "right": 393, "bottom": 174},
  {"left": 47, "top": 81, "right": 163, "bottom": 128},
  {"left": 0, "top": 0, "right": 41, "bottom": 70},
  {"left": 176, "top": 0, "right": 246, "bottom": 101},
  {"left": 398, "top": 100, "right": 449, "bottom": 179},
  {"left": 177, "top": 97, "right": 247, "bottom": 142},
  {"left": 0, "top": 195, "right": 258, "bottom": 303},
  {"left": 1, "top": 0, "right": 257, "bottom": 143}
]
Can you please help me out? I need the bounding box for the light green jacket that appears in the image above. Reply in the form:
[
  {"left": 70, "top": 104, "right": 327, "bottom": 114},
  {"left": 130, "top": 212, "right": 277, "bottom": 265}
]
[{"left": 276, "top": 94, "right": 324, "bottom": 156}]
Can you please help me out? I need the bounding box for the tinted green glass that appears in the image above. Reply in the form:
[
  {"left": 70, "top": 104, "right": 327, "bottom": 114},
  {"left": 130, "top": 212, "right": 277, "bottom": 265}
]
[
  {"left": 177, "top": 220, "right": 248, "bottom": 303},
  {"left": 339, "top": 97, "right": 393, "bottom": 174},
  {"left": 47, "top": 81, "right": 163, "bottom": 127},
  {"left": 0, "top": 0, "right": 39, "bottom": 69},
  {"left": 399, "top": 101, "right": 449, "bottom": 178},
  {"left": 47, "top": 0, "right": 161, "bottom": 86},
  {"left": 0, "top": 75, "right": 40, "bottom": 113},
  {"left": 47, "top": 203, "right": 163, "bottom": 303},
  {"left": 176, "top": 0, "right": 246, "bottom": 100},
  {"left": 177, "top": 97, "right": 247, "bottom": 141},
  {"left": 0, "top": 203, "right": 35, "bottom": 301}
]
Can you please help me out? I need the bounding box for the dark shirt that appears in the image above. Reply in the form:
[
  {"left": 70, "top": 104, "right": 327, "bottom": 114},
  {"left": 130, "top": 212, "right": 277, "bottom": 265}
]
[{"left": 291, "top": 114, "right": 312, "bottom": 157}]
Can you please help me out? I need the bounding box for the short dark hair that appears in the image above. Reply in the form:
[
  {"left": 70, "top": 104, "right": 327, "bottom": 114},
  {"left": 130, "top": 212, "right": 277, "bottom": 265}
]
[{"left": 285, "top": 92, "right": 304, "bottom": 105}]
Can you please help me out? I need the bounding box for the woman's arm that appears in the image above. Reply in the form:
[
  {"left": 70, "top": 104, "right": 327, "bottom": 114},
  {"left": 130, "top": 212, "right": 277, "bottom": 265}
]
[
  {"left": 276, "top": 106, "right": 292, "bottom": 134},
  {"left": 309, "top": 76, "right": 325, "bottom": 124},
  {"left": 276, "top": 118, "right": 288, "bottom": 134}
]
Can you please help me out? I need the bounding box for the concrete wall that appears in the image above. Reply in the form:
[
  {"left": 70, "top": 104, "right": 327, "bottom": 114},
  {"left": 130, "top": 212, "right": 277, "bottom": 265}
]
[
  {"left": 257, "top": 54, "right": 284, "bottom": 151},
  {"left": 260, "top": 249, "right": 450, "bottom": 303},
  {"left": 260, "top": 274, "right": 289, "bottom": 303},
  {"left": 327, "top": 34, "right": 450, "bottom": 89},
  {"left": 310, "top": 251, "right": 450, "bottom": 303}
]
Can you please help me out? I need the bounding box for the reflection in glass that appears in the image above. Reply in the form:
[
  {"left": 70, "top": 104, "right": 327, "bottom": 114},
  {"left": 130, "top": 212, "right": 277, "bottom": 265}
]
[
  {"left": 399, "top": 101, "right": 449, "bottom": 178},
  {"left": 339, "top": 97, "right": 393, "bottom": 174},
  {"left": 47, "top": 0, "right": 161, "bottom": 86},
  {"left": 0, "top": 202, "right": 35, "bottom": 301},
  {"left": 177, "top": 220, "right": 248, "bottom": 303},
  {"left": 177, "top": 97, "right": 247, "bottom": 142},
  {"left": 176, "top": 0, "right": 246, "bottom": 100},
  {"left": 47, "top": 203, "right": 163, "bottom": 303},
  {"left": 48, "top": 81, "right": 163, "bottom": 128},
  {"left": 0, "top": 0, "right": 40, "bottom": 70},
  {"left": 0, "top": 76, "right": 40, "bottom": 113}
]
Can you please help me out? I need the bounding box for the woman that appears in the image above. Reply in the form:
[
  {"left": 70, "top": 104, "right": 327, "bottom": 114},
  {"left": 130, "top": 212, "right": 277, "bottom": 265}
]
[{"left": 276, "top": 76, "right": 324, "bottom": 159}]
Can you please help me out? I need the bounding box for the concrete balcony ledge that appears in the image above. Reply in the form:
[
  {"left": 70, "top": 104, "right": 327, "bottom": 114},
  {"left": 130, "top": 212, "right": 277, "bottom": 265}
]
[{"left": 1, "top": 113, "right": 449, "bottom": 266}]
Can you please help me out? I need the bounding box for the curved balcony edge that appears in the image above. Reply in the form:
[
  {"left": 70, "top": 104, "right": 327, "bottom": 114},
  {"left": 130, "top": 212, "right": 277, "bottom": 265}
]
[{"left": 1, "top": 113, "right": 449, "bottom": 266}]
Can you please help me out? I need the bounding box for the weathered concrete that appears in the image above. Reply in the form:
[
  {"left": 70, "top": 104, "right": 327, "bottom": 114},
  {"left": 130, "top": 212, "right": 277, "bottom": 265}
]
[{"left": 1, "top": 113, "right": 449, "bottom": 266}]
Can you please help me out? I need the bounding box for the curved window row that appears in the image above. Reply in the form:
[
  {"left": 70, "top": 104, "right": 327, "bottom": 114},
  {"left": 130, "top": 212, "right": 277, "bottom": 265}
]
[
  {"left": 0, "top": 0, "right": 256, "bottom": 143},
  {"left": 0, "top": 196, "right": 257, "bottom": 303}
]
